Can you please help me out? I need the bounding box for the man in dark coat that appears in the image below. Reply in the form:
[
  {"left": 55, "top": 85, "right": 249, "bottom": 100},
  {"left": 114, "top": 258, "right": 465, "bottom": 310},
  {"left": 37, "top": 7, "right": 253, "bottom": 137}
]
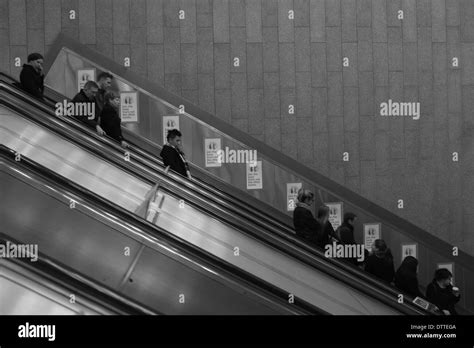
[
  {"left": 336, "top": 212, "right": 360, "bottom": 265},
  {"left": 95, "top": 71, "right": 114, "bottom": 115},
  {"left": 293, "top": 189, "right": 323, "bottom": 247},
  {"left": 99, "top": 91, "right": 128, "bottom": 148},
  {"left": 20, "top": 53, "right": 44, "bottom": 99},
  {"left": 160, "top": 129, "right": 191, "bottom": 178},
  {"left": 365, "top": 239, "right": 395, "bottom": 284},
  {"left": 71, "top": 81, "right": 105, "bottom": 135},
  {"left": 426, "top": 268, "right": 461, "bottom": 315}
]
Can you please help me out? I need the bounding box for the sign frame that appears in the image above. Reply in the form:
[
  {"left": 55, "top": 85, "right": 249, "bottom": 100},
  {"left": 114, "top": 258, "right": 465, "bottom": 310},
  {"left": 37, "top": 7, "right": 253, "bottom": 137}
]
[
  {"left": 286, "top": 183, "right": 302, "bottom": 212},
  {"left": 325, "top": 202, "right": 343, "bottom": 231},
  {"left": 77, "top": 68, "right": 96, "bottom": 93},
  {"left": 363, "top": 223, "right": 382, "bottom": 252},
  {"left": 204, "top": 138, "right": 222, "bottom": 168},
  {"left": 401, "top": 243, "right": 418, "bottom": 262},
  {"left": 119, "top": 91, "right": 139, "bottom": 123},
  {"left": 162, "top": 115, "right": 180, "bottom": 145},
  {"left": 246, "top": 160, "right": 263, "bottom": 190}
]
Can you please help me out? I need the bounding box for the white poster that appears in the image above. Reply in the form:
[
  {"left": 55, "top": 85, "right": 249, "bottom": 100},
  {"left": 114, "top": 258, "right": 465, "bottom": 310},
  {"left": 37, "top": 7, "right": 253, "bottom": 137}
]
[
  {"left": 287, "top": 183, "right": 302, "bottom": 212},
  {"left": 364, "top": 223, "right": 381, "bottom": 252},
  {"left": 247, "top": 161, "right": 263, "bottom": 190},
  {"left": 120, "top": 91, "right": 138, "bottom": 123},
  {"left": 437, "top": 263, "right": 455, "bottom": 283},
  {"left": 204, "top": 138, "right": 222, "bottom": 167},
  {"left": 325, "top": 202, "right": 343, "bottom": 230},
  {"left": 77, "top": 68, "right": 96, "bottom": 92},
  {"left": 401, "top": 244, "right": 418, "bottom": 261},
  {"left": 163, "top": 116, "right": 180, "bottom": 144}
]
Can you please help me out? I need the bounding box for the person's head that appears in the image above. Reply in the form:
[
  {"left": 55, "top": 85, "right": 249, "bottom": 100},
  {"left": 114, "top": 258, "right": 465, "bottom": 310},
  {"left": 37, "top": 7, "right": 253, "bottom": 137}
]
[
  {"left": 399, "top": 256, "right": 418, "bottom": 275},
  {"left": 167, "top": 129, "right": 182, "bottom": 148},
  {"left": 343, "top": 212, "right": 357, "bottom": 226},
  {"left": 297, "top": 189, "right": 314, "bottom": 206},
  {"left": 434, "top": 268, "right": 453, "bottom": 288},
  {"left": 27, "top": 53, "right": 43, "bottom": 72},
  {"left": 83, "top": 81, "right": 99, "bottom": 100},
  {"left": 97, "top": 71, "right": 113, "bottom": 90},
  {"left": 104, "top": 91, "right": 120, "bottom": 108},
  {"left": 372, "top": 239, "right": 388, "bottom": 258},
  {"left": 317, "top": 205, "right": 330, "bottom": 224}
]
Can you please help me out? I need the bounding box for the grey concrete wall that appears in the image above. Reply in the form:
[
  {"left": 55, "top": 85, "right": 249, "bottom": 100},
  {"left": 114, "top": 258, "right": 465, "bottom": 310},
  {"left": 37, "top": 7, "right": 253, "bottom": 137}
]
[{"left": 1, "top": 0, "right": 473, "bottom": 256}]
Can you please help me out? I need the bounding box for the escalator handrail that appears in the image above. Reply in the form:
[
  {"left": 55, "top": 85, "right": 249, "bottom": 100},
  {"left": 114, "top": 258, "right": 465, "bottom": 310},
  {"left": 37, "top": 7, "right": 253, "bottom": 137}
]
[
  {"left": 0, "top": 233, "right": 159, "bottom": 315},
  {"left": 0, "top": 89, "right": 432, "bottom": 315},
  {"left": 0, "top": 145, "right": 319, "bottom": 315}
]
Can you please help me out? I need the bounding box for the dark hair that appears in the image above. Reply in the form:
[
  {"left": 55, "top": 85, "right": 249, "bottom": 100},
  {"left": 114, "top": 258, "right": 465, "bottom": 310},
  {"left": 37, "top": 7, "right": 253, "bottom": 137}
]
[
  {"left": 84, "top": 81, "right": 99, "bottom": 90},
  {"left": 296, "top": 188, "right": 314, "bottom": 204},
  {"left": 343, "top": 212, "right": 357, "bottom": 224},
  {"left": 434, "top": 268, "right": 452, "bottom": 282},
  {"left": 373, "top": 239, "right": 393, "bottom": 261},
  {"left": 104, "top": 91, "right": 119, "bottom": 104},
  {"left": 167, "top": 129, "right": 182, "bottom": 141},
  {"left": 27, "top": 53, "right": 43, "bottom": 62},
  {"left": 317, "top": 205, "right": 330, "bottom": 219},
  {"left": 97, "top": 71, "right": 113, "bottom": 81},
  {"left": 397, "top": 256, "right": 418, "bottom": 277}
]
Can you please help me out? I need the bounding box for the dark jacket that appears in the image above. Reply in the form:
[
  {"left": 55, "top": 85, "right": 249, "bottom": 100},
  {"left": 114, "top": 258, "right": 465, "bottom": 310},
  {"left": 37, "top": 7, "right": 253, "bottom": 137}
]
[
  {"left": 72, "top": 89, "right": 99, "bottom": 128},
  {"left": 336, "top": 222, "right": 360, "bottom": 265},
  {"left": 20, "top": 64, "right": 44, "bottom": 99},
  {"left": 95, "top": 88, "right": 106, "bottom": 115},
  {"left": 337, "top": 222, "right": 355, "bottom": 244},
  {"left": 160, "top": 144, "right": 188, "bottom": 177},
  {"left": 365, "top": 252, "right": 395, "bottom": 284},
  {"left": 100, "top": 104, "right": 124, "bottom": 143},
  {"left": 394, "top": 257, "right": 424, "bottom": 298},
  {"left": 293, "top": 206, "right": 322, "bottom": 247},
  {"left": 426, "top": 281, "right": 460, "bottom": 315},
  {"left": 318, "top": 221, "right": 338, "bottom": 248}
]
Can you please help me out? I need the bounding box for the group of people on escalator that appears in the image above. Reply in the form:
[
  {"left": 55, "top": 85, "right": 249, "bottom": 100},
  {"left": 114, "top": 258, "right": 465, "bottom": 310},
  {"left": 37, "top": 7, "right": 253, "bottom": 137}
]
[
  {"left": 20, "top": 53, "right": 127, "bottom": 148},
  {"left": 19, "top": 52, "right": 461, "bottom": 315},
  {"left": 293, "top": 188, "right": 461, "bottom": 315},
  {"left": 20, "top": 52, "right": 191, "bottom": 180}
]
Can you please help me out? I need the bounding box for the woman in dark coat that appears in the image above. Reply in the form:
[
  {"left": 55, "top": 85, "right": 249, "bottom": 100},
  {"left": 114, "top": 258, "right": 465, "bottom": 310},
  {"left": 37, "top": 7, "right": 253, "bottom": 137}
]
[
  {"left": 394, "top": 256, "right": 424, "bottom": 298},
  {"left": 293, "top": 189, "right": 321, "bottom": 247},
  {"left": 365, "top": 239, "right": 395, "bottom": 284},
  {"left": 100, "top": 91, "right": 128, "bottom": 148}
]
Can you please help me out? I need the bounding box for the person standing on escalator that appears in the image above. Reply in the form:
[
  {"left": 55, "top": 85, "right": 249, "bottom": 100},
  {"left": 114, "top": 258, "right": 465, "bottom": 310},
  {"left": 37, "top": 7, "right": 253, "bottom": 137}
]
[
  {"left": 99, "top": 91, "right": 128, "bottom": 148},
  {"left": 95, "top": 71, "right": 114, "bottom": 115},
  {"left": 20, "top": 53, "right": 44, "bottom": 100},
  {"left": 71, "top": 80, "right": 105, "bottom": 135},
  {"left": 160, "top": 129, "right": 192, "bottom": 179},
  {"left": 293, "top": 189, "right": 321, "bottom": 247}
]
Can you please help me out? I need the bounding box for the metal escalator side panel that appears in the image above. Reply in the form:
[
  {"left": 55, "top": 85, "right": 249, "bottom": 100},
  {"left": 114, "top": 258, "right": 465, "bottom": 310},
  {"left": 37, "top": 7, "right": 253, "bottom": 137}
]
[
  {"left": 0, "top": 259, "right": 114, "bottom": 315},
  {"left": 153, "top": 190, "right": 400, "bottom": 315},
  {"left": 0, "top": 106, "right": 150, "bottom": 212},
  {"left": 0, "top": 158, "right": 298, "bottom": 315}
]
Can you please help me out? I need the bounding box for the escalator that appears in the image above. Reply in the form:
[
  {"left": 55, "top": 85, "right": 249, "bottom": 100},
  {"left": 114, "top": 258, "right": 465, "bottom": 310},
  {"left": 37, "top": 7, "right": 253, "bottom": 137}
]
[
  {"left": 0, "top": 234, "right": 153, "bottom": 315},
  {"left": 0, "top": 146, "right": 308, "bottom": 315},
  {"left": 0, "top": 75, "right": 433, "bottom": 314}
]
